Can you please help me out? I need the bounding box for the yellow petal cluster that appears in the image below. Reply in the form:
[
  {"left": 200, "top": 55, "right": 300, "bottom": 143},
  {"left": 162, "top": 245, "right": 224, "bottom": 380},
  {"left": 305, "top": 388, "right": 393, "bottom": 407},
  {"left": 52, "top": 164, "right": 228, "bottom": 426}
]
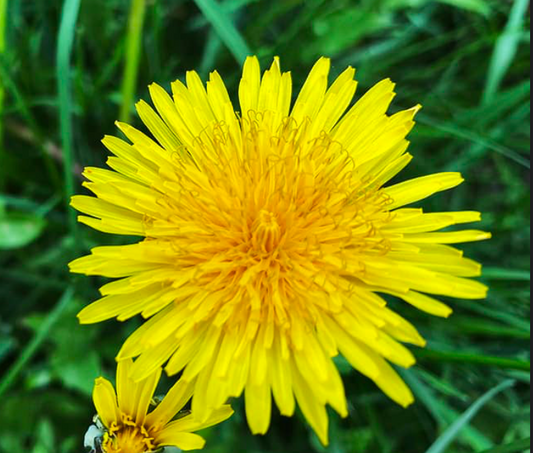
[
  {"left": 71, "top": 57, "right": 490, "bottom": 444},
  {"left": 92, "top": 359, "right": 233, "bottom": 452}
]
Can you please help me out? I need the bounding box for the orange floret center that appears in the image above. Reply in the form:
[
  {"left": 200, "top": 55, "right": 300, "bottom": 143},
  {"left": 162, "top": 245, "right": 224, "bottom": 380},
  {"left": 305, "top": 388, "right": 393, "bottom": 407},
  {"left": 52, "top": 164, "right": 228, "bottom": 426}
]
[{"left": 102, "top": 415, "right": 156, "bottom": 453}]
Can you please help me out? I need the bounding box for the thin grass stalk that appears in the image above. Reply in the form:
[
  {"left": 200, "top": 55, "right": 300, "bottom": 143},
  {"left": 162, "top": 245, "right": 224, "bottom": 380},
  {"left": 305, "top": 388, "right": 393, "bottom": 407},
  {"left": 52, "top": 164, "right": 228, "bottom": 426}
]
[
  {"left": 120, "top": 0, "right": 147, "bottom": 123},
  {"left": 0, "top": 287, "right": 74, "bottom": 398},
  {"left": 0, "top": 0, "right": 8, "bottom": 187},
  {"left": 57, "top": 0, "right": 81, "bottom": 245}
]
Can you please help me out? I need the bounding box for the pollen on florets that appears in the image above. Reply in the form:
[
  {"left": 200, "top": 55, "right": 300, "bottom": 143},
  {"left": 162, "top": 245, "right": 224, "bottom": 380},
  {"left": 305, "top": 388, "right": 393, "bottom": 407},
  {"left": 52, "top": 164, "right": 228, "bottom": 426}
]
[{"left": 101, "top": 414, "right": 156, "bottom": 453}]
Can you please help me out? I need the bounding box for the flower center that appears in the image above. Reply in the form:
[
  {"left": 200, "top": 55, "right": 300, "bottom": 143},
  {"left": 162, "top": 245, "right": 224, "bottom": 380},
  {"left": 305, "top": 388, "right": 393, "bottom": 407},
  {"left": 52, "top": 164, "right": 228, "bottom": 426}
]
[
  {"left": 152, "top": 113, "right": 394, "bottom": 328},
  {"left": 252, "top": 210, "right": 281, "bottom": 254},
  {"left": 102, "top": 416, "right": 156, "bottom": 453}
]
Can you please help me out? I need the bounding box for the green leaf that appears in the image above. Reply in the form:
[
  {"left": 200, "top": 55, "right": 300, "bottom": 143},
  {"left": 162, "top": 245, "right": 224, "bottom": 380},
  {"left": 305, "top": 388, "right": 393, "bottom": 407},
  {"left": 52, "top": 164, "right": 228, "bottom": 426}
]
[
  {"left": 425, "top": 380, "right": 516, "bottom": 453},
  {"left": 0, "top": 212, "right": 46, "bottom": 249}
]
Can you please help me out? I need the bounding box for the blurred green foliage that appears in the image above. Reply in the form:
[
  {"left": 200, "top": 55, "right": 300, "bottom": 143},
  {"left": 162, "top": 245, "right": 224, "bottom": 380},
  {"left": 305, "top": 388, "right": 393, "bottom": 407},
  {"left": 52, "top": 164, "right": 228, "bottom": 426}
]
[{"left": 0, "top": 0, "right": 530, "bottom": 452}]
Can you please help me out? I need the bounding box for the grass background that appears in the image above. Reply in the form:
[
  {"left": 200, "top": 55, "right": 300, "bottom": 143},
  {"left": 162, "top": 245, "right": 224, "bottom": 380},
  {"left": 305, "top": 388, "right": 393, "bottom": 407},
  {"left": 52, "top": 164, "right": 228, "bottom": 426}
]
[{"left": 0, "top": 0, "right": 530, "bottom": 452}]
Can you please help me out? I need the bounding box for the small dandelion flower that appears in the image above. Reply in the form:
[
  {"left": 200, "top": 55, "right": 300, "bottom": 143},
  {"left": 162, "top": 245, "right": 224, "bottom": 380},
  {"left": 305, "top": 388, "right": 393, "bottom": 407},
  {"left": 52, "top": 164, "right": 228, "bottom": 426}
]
[
  {"left": 88, "top": 359, "right": 233, "bottom": 452},
  {"left": 71, "top": 57, "right": 490, "bottom": 444}
]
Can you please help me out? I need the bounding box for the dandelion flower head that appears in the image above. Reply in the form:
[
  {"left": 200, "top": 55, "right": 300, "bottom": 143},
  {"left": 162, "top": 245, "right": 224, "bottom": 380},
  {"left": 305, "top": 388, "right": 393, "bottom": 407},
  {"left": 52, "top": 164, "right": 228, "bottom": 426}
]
[
  {"left": 90, "top": 359, "right": 232, "bottom": 452},
  {"left": 71, "top": 57, "right": 490, "bottom": 444}
]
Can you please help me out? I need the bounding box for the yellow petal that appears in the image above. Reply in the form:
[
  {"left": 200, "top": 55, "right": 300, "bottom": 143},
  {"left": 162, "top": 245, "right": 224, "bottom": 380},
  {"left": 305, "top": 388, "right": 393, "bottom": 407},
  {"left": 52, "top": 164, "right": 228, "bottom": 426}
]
[
  {"left": 155, "top": 430, "right": 206, "bottom": 451},
  {"left": 180, "top": 326, "right": 222, "bottom": 382},
  {"left": 117, "top": 304, "right": 178, "bottom": 360},
  {"left": 332, "top": 78, "right": 396, "bottom": 152},
  {"left": 398, "top": 291, "right": 453, "bottom": 318},
  {"left": 290, "top": 359, "right": 329, "bottom": 446},
  {"left": 373, "top": 358, "right": 415, "bottom": 408},
  {"left": 129, "top": 336, "right": 180, "bottom": 381},
  {"left": 77, "top": 214, "right": 145, "bottom": 236},
  {"left": 379, "top": 308, "right": 427, "bottom": 347},
  {"left": 160, "top": 405, "right": 234, "bottom": 434},
  {"left": 268, "top": 337, "right": 295, "bottom": 416},
  {"left": 310, "top": 66, "right": 357, "bottom": 135},
  {"left": 148, "top": 83, "right": 196, "bottom": 152},
  {"left": 257, "top": 57, "right": 282, "bottom": 114},
  {"left": 206, "top": 70, "right": 233, "bottom": 121},
  {"left": 291, "top": 57, "right": 330, "bottom": 124},
  {"left": 186, "top": 70, "right": 217, "bottom": 125},
  {"left": 190, "top": 349, "right": 220, "bottom": 422},
  {"left": 171, "top": 79, "right": 208, "bottom": 138},
  {"left": 323, "top": 315, "right": 380, "bottom": 380},
  {"left": 136, "top": 99, "right": 181, "bottom": 151},
  {"left": 245, "top": 381, "right": 272, "bottom": 435},
  {"left": 145, "top": 378, "right": 196, "bottom": 430},
  {"left": 77, "top": 284, "right": 168, "bottom": 324},
  {"left": 134, "top": 367, "right": 162, "bottom": 425},
  {"left": 115, "top": 358, "right": 161, "bottom": 425},
  {"left": 239, "top": 56, "right": 261, "bottom": 115},
  {"left": 385, "top": 211, "right": 482, "bottom": 234},
  {"left": 402, "top": 230, "right": 492, "bottom": 244},
  {"left": 213, "top": 332, "right": 239, "bottom": 379},
  {"left": 384, "top": 172, "right": 464, "bottom": 210},
  {"left": 164, "top": 325, "right": 212, "bottom": 378},
  {"left": 116, "top": 359, "right": 135, "bottom": 415},
  {"left": 388, "top": 251, "right": 482, "bottom": 277},
  {"left": 92, "top": 377, "right": 120, "bottom": 428}
]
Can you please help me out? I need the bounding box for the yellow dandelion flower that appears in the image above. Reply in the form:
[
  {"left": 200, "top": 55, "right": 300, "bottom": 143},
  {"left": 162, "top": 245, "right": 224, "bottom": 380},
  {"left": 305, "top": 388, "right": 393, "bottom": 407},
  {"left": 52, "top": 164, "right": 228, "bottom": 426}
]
[
  {"left": 88, "top": 359, "right": 233, "bottom": 452},
  {"left": 71, "top": 57, "right": 490, "bottom": 444}
]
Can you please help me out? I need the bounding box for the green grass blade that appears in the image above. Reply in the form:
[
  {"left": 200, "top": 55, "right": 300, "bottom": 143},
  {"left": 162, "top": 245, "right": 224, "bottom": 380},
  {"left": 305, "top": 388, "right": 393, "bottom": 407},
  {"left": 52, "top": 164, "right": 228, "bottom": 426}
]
[
  {"left": 478, "top": 438, "right": 531, "bottom": 453},
  {"left": 416, "top": 349, "right": 531, "bottom": 371},
  {"left": 483, "top": 0, "right": 530, "bottom": 104},
  {"left": 439, "top": 0, "right": 491, "bottom": 16},
  {"left": 119, "top": 0, "right": 147, "bottom": 123},
  {"left": 0, "top": 0, "right": 7, "bottom": 135},
  {"left": 0, "top": 0, "right": 8, "bottom": 188},
  {"left": 56, "top": 0, "right": 81, "bottom": 246},
  {"left": 0, "top": 287, "right": 74, "bottom": 398},
  {"left": 425, "top": 380, "right": 516, "bottom": 453},
  {"left": 419, "top": 115, "right": 531, "bottom": 169},
  {"left": 450, "top": 317, "right": 530, "bottom": 340},
  {"left": 401, "top": 369, "right": 493, "bottom": 450},
  {"left": 192, "top": 0, "right": 252, "bottom": 64},
  {"left": 482, "top": 267, "right": 531, "bottom": 281},
  {"left": 199, "top": 29, "right": 223, "bottom": 76}
]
